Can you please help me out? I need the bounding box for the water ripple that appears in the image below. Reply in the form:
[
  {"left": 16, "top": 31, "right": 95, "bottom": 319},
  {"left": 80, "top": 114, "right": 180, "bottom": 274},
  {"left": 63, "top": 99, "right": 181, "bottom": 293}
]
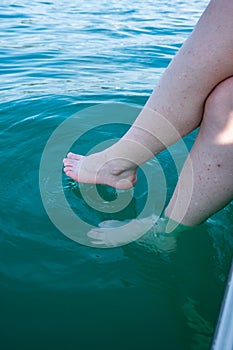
[{"left": 0, "top": 0, "right": 208, "bottom": 101}]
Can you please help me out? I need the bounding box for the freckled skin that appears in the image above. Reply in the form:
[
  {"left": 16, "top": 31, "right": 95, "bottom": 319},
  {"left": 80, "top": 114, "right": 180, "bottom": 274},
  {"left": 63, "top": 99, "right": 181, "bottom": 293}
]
[{"left": 166, "top": 77, "right": 233, "bottom": 225}]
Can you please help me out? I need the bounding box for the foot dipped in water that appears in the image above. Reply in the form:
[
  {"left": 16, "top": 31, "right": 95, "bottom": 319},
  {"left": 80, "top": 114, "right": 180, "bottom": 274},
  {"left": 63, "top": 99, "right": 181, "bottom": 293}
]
[
  {"left": 87, "top": 215, "right": 179, "bottom": 251},
  {"left": 63, "top": 152, "right": 137, "bottom": 190}
]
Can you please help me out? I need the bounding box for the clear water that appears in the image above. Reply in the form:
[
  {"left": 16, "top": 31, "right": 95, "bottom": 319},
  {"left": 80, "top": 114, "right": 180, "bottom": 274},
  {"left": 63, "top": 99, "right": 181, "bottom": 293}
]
[{"left": 1, "top": 0, "right": 233, "bottom": 349}]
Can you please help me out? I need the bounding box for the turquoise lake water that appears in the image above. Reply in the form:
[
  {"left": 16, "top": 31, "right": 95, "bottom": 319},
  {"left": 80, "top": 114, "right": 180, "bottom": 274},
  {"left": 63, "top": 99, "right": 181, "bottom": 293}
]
[{"left": 1, "top": 0, "right": 233, "bottom": 349}]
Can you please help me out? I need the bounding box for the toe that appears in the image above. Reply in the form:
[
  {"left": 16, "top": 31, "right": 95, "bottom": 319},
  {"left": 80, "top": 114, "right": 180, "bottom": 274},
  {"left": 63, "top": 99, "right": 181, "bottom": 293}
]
[
  {"left": 63, "top": 158, "right": 77, "bottom": 166},
  {"left": 64, "top": 168, "right": 74, "bottom": 177},
  {"left": 67, "top": 152, "right": 83, "bottom": 160},
  {"left": 90, "top": 240, "right": 105, "bottom": 245},
  {"left": 87, "top": 229, "right": 104, "bottom": 239},
  {"left": 98, "top": 220, "right": 123, "bottom": 228}
]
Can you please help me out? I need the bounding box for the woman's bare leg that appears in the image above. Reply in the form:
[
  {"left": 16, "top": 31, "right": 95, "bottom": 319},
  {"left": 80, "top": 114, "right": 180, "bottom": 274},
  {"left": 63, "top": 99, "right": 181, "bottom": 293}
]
[
  {"left": 165, "top": 77, "right": 233, "bottom": 227},
  {"left": 64, "top": 0, "right": 233, "bottom": 190},
  {"left": 88, "top": 78, "right": 233, "bottom": 247}
]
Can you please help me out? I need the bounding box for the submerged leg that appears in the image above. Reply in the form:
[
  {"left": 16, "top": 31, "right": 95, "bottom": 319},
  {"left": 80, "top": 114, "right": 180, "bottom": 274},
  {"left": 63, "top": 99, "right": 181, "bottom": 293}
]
[{"left": 64, "top": 0, "right": 233, "bottom": 189}]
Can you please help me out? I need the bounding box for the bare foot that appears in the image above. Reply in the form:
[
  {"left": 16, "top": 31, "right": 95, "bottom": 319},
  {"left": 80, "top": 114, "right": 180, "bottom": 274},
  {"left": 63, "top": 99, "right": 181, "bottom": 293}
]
[
  {"left": 87, "top": 217, "right": 156, "bottom": 247},
  {"left": 87, "top": 216, "right": 177, "bottom": 251},
  {"left": 63, "top": 151, "right": 137, "bottom": 190}
]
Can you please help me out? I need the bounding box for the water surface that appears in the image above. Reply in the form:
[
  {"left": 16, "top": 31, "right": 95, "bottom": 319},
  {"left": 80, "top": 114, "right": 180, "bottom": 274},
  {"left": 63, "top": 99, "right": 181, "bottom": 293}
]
[{"left": 0, "top": 1, "right": 232, "bottom": 349}]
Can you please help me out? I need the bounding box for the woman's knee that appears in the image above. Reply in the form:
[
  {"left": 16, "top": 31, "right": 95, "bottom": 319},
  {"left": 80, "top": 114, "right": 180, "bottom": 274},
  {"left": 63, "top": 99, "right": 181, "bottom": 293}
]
[{"left": 204, "top": 76, "right": 233, "bottom": 126}]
